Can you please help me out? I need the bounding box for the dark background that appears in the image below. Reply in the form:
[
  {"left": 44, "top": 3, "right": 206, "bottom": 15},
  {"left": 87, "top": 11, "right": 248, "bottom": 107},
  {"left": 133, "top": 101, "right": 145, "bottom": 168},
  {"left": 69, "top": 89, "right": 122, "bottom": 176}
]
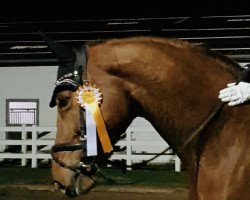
[
  {"left": 0, "top": 0, "right": 249, "bottom": 22},
  {"left": 0, "top": 0, "right": 250, "bottom": 66}
]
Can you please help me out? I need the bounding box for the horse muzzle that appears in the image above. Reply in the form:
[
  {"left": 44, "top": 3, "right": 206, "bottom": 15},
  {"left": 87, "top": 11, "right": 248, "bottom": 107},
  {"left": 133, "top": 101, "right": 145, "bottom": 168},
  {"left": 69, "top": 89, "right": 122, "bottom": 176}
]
[
  {"left": 53, "top": 161, "right": 98, "bottom": 197},
  {"left": 55, "top": 173, "right": 96, "bottom": 198},
  {"left": 68, "top": 174, "right": 96, "bottom": 197}
]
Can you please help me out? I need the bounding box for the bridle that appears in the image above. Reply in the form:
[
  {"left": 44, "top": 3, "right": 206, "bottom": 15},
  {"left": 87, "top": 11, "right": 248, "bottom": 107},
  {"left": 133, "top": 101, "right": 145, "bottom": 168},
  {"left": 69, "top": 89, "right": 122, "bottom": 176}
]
[
  {"left": 48, "top": 42, "right": 105, "bottom": 190},
  {"left": 51, "top": 105, "right": 98, "bottom": 176}
]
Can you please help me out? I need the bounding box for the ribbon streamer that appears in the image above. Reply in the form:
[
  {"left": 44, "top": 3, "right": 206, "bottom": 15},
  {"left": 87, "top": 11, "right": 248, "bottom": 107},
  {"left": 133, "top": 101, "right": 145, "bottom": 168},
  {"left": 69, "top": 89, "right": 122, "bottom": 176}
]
[
  {"left": 86, "top": 107, "right": 97, "bottom": 156},
  {"left": 76, "top": 83, "right": 113, "bottom": 154},
  {"left": 88, "top": 102, "right": 113, "bottom": 153}
]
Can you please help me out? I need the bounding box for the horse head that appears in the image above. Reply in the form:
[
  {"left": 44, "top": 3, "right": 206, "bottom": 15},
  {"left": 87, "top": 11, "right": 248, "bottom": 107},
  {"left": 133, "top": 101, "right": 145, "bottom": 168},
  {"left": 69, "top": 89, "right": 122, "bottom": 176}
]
[{"left": 42, "top": 34, "right": 135, "bottom": 197}]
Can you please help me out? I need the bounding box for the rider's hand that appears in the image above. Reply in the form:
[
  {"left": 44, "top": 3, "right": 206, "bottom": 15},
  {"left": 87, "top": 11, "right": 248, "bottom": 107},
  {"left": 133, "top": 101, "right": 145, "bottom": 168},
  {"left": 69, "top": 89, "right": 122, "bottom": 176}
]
[{"left": 218, "top": 81, "right": 250, "bottom": 106}]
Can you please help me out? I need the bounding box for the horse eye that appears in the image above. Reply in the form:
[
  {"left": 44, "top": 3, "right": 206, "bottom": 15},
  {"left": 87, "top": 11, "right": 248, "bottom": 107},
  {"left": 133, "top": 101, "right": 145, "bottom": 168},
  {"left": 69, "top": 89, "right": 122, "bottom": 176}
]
[{"left": 58, "top": 97, "right": 69, "bottom": 108}]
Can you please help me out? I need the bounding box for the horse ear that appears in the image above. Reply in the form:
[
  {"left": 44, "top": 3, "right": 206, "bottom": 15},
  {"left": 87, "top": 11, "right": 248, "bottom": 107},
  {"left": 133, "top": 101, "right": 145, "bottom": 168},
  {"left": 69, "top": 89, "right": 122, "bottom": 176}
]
[
  {"left": 39, "top": 31, "right": 76, "bottom": 68},
  {"left": 40, "top": 32, "right": 80, "bottom": 108}
]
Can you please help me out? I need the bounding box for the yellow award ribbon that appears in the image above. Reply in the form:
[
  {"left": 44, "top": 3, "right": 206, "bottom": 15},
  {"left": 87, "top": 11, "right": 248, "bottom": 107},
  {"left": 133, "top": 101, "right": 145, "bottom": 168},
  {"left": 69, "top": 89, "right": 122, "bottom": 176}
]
[{"left": 77, "top": 83, "right": 113, "bottom": 153}]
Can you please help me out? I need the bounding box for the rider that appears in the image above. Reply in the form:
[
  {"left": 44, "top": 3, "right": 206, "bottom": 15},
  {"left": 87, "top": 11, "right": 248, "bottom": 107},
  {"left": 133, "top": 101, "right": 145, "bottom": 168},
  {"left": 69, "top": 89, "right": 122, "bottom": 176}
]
[{"left": 218, "top": 65, "right": 250, "bottom": 106}]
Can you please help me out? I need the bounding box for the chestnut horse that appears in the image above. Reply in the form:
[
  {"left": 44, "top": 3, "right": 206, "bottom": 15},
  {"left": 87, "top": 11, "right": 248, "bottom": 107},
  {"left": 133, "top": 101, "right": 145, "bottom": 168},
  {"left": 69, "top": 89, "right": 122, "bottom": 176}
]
[{"left": 43, "top": 35, "right": 250, "bottom": 199}]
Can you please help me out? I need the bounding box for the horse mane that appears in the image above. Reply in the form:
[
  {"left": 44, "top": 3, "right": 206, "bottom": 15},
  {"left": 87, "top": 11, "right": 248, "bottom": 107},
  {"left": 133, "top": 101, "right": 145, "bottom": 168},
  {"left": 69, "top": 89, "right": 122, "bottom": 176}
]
[
  {"left": 87, "top": 36, "right": 243, "bottom": 78},
  {"left": 201, "top": 44, "right": 243, "bottom": 70}
]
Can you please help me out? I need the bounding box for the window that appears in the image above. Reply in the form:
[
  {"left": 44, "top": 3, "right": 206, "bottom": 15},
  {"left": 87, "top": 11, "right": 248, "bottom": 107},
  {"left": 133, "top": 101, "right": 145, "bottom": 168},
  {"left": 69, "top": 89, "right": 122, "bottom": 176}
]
[{"left": 6, "top": 99, "right": 39, "bottom": 126}]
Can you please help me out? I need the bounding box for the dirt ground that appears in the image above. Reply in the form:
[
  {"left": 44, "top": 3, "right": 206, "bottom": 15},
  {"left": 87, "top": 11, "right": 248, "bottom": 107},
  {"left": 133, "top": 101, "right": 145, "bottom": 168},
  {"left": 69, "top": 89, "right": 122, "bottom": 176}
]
[{"left": 0, "top": 185, "right": 188, "bottom": 200}]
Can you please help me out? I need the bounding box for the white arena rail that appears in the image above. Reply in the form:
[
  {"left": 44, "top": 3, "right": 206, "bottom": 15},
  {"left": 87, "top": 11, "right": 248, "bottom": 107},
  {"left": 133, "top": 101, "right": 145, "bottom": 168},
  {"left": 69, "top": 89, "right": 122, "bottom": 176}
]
[
  {"left": 0, "top": 125, "right": 56, "bottom": 168},
  {"left": 0, "top": 120, "right": 181, "bottom": 171},
  {"left": 112, "top": 124, "right": 181, "bottom": 172}
]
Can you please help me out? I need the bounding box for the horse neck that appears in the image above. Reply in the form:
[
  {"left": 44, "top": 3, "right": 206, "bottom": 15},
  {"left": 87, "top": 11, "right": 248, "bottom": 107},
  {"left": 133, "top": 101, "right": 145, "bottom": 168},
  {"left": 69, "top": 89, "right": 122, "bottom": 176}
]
[
  {"left": 117, "top": 47, "right": 241, "bottom": 159},
  {"left": 87, "top": 39, "right": 241, "bottom": 162}
]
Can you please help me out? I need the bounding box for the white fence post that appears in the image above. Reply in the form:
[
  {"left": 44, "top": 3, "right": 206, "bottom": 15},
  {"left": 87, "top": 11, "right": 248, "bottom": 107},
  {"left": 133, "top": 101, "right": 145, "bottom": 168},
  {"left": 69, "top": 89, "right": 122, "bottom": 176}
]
[
  {"left": 126, "top": 127, "right": 132, "bottom": 170},
  {"left": 21, "top": 124, "right": 27, "bottom": 166},
  {"left": 175, "top": 156, "right": 181, "bottom": 172},
  {"left": 31, "top": 125, "right": 37, "bottom": 168}
]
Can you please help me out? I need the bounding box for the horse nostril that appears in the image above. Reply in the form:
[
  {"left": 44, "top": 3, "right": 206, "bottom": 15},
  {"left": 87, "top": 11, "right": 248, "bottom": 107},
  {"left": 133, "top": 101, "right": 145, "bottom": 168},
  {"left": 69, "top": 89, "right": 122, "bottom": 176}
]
[
  {"left": 65, "top": 186, "right": 78, "bottom": 198},
  {"left": 54, "top": 182, "right": 61, "bottom": 191}
]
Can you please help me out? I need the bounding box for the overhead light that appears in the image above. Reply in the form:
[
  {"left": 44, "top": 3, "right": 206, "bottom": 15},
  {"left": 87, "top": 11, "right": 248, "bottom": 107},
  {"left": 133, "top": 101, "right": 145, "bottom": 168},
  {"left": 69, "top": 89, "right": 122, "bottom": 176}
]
[{"left": 10, "top": 45, "right": 47, "bottom": 49}]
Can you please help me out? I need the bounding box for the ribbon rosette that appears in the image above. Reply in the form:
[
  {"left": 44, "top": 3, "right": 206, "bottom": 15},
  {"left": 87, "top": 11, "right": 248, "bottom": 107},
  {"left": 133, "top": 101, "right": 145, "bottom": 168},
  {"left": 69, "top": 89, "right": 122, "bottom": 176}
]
[{"left": 76, "top": 82, "right": 113, "bottom": 156}]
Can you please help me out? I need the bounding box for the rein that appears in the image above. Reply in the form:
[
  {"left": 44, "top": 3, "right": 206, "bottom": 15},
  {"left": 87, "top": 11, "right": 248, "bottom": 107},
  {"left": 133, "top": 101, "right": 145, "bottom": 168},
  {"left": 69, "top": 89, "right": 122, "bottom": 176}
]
[
  {"left": 180, "top": 66, "right": 250, "bottom": 153},
  {"left": 179, "top": 101, "right": 225, "bottom": 153},
  {"left": 178, "top": 66, "right": 250, "bottom": 189}
]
